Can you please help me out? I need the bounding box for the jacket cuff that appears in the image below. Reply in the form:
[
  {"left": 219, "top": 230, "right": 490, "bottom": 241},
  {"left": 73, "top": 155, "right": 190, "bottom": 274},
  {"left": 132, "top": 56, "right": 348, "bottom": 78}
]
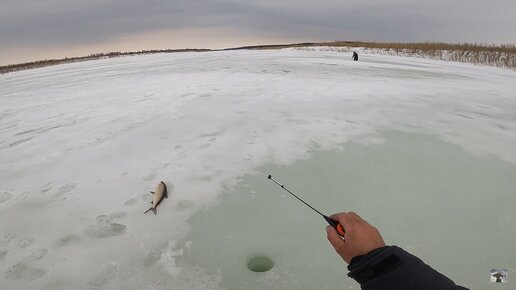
[{"left": 347, "top": 246, "right": 402, "bottom": 284}]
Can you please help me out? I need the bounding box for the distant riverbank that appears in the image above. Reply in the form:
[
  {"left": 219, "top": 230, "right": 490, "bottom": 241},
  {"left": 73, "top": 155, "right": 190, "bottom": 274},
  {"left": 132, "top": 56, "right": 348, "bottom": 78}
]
[{"left": 1, "top": 41, "right": 515, "bottom": 74}]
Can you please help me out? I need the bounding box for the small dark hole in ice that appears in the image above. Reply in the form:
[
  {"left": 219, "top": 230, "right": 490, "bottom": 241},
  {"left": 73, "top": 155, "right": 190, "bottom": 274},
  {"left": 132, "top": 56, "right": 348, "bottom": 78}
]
[{"left": 247, "top": 256, "right": 274, "bottom": 272}]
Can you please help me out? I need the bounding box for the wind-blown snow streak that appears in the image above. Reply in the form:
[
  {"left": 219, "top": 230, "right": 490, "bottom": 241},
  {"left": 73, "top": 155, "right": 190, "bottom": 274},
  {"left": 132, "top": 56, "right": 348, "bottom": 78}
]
[{"left": 0, "top": 49, "right": 515, "bottom": 289}]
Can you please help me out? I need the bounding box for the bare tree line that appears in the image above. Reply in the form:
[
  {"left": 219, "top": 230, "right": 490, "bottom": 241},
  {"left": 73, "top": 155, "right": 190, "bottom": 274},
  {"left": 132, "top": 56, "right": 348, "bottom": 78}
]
[
  {"left": 322, "top": 41, "right": 516, "bottom": 68},
  {"left": 0, "top": 49, "right": 210, "bottom": 74}
]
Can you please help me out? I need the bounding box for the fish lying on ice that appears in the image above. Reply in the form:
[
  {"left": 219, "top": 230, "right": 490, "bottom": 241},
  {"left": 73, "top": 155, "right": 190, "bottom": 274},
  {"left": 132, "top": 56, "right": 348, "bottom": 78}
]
[{"left": 144, "top": 181, "right": 167, "bottom": 215}]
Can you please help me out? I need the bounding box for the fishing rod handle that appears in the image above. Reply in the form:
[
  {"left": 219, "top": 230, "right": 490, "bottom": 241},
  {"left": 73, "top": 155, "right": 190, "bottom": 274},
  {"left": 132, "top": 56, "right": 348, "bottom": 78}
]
[
  {"left": 335, "top": 223, "right": 346, "bottom": 237},
  {"left": 324, "top": 216, "right": 346, "bottom": 237}
]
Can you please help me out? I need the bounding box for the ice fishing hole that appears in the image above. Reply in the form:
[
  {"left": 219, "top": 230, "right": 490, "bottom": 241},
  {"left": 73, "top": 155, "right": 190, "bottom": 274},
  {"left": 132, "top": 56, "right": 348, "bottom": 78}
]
[{"left": 247, "top": 256, "right": 274, "bottom": 272}]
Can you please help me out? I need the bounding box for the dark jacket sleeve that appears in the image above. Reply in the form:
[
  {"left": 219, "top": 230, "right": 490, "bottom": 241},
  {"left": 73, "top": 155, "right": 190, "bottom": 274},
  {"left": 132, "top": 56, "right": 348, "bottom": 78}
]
[{"left": 347, "top": 246, "right": 469, "bottom": 290}]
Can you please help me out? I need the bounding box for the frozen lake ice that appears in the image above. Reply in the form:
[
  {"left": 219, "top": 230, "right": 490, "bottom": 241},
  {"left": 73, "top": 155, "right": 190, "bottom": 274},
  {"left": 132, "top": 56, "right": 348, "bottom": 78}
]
[{"left": 1, "top": 49, "right": 516, "bottom": 289}]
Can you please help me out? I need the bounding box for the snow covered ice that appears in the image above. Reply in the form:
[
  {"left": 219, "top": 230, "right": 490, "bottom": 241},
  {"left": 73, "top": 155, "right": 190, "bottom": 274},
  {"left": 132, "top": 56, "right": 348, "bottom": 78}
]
[{"left": 1, "top": 49, "right": 516, "bottom": 289}]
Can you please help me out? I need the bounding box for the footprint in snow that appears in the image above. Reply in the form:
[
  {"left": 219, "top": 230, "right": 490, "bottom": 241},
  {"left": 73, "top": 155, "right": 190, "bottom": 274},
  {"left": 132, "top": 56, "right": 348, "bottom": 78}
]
[
  {"left": 124, "top": 198, "right": 138, "bottom": 206},
  {"left": 29, "top": 248, "right": 48, "bottom": 260},
  {"left": 1, "top": 234, "right": 16, "bottom": 248},
  {"left": 0, "top": 249, "right": 8, "bottom": 260},
  {"left": 18, "top": 237, "right": 35, "bottom": 248},
  {"left": 88, "top": 262, "right": 119, "bottom": 288},
  {"left": 5, "top": 262, "right": 47, "bottom": 281},
  {"left": 84, "top": 216, "right": 126, "bottom": 238},
  {"left": 54, "top": 183, "right": 77, "bottom": 200},
  {"left": 56, "top": 234, "right": 81, "bottom": 246},
  {"left": 40, "top": 181, "right": 54, "bottom": 194},
  {"left": 0, "top": 190, "right": 13, "bottom": 204}
]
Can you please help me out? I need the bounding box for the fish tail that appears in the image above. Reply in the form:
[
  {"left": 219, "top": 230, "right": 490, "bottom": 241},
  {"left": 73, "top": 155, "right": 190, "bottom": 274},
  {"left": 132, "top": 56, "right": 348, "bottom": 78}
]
[
  {"left": 144, "top": 207, "right": 154, "bottom": 214},
  {"left": 152, "top": 208, "right": 157, "bottom": 215}
]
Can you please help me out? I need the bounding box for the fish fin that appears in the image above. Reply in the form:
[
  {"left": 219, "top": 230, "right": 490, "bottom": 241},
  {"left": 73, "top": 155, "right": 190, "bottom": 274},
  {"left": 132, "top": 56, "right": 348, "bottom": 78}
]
[
  {"left": 150, "top": 191, "right": 155, "bottom": 194},
  {"left": 165, "top": 191, "right": 168, "bottom": 199},
  {"left": 152, "top": 208, "right": 157, "bottom": 215},
  {"left": 144, "top": 207, "right": 153, "bottom": 214}
]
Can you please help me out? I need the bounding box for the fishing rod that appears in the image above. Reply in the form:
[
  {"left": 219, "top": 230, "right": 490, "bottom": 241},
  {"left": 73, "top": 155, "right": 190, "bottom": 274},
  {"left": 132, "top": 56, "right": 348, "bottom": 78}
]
[{"left": 267, "top": 174, "right": 346, "bottom": 238}]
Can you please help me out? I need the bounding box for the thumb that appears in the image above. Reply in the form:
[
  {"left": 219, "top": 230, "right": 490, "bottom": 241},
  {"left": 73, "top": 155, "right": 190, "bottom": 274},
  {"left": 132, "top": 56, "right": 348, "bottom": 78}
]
[{"left": 326, "top": 225, "right": 346, "bottom": 253}]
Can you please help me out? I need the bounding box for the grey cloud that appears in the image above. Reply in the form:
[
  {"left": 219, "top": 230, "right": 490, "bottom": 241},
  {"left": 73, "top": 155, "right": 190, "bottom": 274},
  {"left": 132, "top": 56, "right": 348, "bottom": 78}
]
[
  {"left": 0, "top": 0, "right": 515, "bottom": 48},
  {"left": 1, "top": 0, "right": 282, "bottom": 45}
]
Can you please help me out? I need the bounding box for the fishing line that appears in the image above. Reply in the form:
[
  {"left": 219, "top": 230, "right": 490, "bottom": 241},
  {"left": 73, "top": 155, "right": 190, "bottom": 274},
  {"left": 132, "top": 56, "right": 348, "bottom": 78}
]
[{"left": 267, "top": 174, "right": 346, "bottom": 237}]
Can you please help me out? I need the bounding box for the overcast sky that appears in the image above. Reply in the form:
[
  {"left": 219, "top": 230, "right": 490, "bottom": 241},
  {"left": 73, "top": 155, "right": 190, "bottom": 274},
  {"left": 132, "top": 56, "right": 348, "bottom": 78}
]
[{"left": 1, "top": 0, "right": 515, "bottom": 65}]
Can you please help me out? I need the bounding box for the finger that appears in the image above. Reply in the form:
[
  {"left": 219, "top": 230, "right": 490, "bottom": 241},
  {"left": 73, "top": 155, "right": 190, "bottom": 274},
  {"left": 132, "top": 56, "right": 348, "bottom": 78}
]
[
  {"left": 326, "top": 225, "right": 346, "bottom": 252},
  {"left": 330, "top": 212, "right": 356, "bottom": 229},
  {"left": 329, "top": 212, "right": 344, "bottom": 220},
  {"left": 329, "top": 212, "right": 350, "bottom": 222},
  {"left": 347, "top": 211, "right": 363, "bottom": 222}
]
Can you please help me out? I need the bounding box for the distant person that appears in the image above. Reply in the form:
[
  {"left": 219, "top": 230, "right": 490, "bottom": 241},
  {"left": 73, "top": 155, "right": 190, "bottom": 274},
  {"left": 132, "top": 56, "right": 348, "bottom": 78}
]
[
  {"left": 352, "top": 51, "right": 359, "bottom": 61},
  {"left": 326, "top": 212, "right": 469, "bottom": 290}
]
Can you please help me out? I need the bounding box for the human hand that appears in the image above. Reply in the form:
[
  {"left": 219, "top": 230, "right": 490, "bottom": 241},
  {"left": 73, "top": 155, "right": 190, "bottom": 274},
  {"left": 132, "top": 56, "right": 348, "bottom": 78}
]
[{"left": 326, "top": 212, "right": 386, "bottom": 264}]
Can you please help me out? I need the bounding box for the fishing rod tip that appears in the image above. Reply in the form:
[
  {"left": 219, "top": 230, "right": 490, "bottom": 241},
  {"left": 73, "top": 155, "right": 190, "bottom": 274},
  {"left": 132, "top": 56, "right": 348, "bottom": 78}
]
[{"left": 267, "top": 174, "right": 272, "bottom": 179}]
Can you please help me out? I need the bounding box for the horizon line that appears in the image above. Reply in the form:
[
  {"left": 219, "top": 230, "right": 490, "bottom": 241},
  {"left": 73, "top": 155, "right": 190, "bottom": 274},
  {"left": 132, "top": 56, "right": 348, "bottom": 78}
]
[{"left": 2, "top": 40, "right": 515, "bottom": 73}]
